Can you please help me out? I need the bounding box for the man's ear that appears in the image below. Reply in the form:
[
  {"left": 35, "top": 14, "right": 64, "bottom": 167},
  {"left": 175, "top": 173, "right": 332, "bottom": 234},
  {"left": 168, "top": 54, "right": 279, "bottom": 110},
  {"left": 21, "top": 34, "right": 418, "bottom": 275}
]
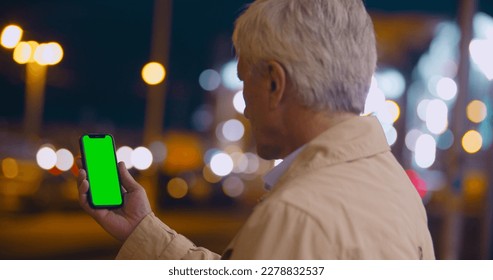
[{"left": 266, "top": 60, "right": 286, "bottom": 109}]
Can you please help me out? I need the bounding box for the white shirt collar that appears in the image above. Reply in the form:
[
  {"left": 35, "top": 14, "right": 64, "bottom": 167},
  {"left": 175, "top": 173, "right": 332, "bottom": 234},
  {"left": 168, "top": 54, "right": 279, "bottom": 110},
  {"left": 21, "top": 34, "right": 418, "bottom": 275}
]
[{"left": 263, "top": 146, "right": 305, "bottom": 190}]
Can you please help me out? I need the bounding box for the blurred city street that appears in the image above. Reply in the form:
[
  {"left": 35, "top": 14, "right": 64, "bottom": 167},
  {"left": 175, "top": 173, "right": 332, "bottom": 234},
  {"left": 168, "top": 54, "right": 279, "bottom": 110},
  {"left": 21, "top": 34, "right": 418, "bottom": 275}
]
[{"left": 0, "top": 209, "right": 248, "bottom": 259}]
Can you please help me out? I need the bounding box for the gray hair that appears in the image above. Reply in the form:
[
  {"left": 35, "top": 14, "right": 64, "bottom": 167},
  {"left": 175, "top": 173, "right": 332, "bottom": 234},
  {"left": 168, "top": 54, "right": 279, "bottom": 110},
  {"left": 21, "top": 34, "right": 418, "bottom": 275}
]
[{"left": 233, "top": 0, "right": 377, "bottom": 113}]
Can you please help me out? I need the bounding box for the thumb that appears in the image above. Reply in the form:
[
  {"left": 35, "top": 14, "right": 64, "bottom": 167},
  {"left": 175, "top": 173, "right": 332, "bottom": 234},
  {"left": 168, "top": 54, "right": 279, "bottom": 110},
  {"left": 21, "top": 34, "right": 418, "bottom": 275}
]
[{"left": 118, "top": 161, "right": 143, "bottom": 192}]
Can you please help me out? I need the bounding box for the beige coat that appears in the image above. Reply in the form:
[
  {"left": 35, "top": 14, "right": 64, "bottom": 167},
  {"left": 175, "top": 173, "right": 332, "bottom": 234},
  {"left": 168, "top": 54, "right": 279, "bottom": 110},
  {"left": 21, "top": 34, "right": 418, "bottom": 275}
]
[{"left": 116, "top": 116, "right": 435, "bottom": 259}]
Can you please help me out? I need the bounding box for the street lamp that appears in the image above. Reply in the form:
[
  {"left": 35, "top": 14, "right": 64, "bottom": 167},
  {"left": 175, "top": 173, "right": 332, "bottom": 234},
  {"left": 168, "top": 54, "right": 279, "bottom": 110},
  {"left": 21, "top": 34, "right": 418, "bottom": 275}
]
[
  {"left": 13, "top": 41, "right": 63, "bottom": 66},
  {"left": 3, "top": 23, "right": 64, "bottom": 138},
  {"left": 139, "top": 0, "right": 173, "bottom": 210}
]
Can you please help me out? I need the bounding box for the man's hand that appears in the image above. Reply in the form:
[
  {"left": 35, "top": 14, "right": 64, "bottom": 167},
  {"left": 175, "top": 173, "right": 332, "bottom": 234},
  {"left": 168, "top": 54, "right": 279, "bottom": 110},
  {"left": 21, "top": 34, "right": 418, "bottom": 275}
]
[{"left": 77, "top": 161, "right": 152, "bottom": 242}]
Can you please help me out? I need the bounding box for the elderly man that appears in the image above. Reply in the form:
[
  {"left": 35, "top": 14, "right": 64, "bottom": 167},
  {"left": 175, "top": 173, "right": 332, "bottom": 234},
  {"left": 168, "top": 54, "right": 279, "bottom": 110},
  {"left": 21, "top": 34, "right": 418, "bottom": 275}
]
[{"left": 78, "top": 0, "right": 435, "bottom": 259}]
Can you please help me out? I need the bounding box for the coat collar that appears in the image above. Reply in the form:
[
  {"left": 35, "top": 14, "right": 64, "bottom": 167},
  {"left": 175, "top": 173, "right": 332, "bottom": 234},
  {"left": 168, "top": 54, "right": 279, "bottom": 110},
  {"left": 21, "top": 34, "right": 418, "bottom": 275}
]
[{"left": 270, "top": 115, "right": 390, "bottom": 192}]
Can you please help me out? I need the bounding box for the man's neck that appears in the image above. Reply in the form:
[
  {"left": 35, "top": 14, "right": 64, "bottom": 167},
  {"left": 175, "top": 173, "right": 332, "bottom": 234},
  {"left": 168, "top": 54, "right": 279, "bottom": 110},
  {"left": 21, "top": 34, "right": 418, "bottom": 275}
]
[{"left": 280, "top": 106, "right": 357, "bottom": 157}]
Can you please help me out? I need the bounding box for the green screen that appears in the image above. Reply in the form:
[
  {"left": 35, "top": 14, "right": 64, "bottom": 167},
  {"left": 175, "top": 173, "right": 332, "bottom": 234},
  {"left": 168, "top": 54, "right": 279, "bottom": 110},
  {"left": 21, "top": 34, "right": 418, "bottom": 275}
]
[{"left": 81, "top": 135, "right": 123, "bottom": 207}]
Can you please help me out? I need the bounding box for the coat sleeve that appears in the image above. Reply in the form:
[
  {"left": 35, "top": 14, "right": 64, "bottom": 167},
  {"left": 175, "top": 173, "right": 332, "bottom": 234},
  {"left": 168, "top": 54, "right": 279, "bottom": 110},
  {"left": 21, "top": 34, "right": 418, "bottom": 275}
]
[
  {"left": 229, "top": 200, "right": 334, "bottom": 259},
  {"left": 116, "top": 213, "right": 221, "bottom": 260}
]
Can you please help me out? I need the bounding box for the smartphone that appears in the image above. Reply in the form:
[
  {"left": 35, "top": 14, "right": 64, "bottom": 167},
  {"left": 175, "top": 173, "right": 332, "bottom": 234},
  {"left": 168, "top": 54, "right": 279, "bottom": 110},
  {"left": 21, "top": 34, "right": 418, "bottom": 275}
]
[{"left": 79, "top": 134, "right": 123, "bottom": 209}]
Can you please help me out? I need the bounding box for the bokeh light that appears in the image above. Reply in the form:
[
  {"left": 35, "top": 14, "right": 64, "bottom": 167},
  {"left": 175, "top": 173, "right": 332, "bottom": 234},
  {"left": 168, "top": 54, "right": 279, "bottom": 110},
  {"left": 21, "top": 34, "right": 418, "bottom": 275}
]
[
  {"left": 363, "top": 76, "right": 386, "bottom": 115},
  {"left": 417, "top": 99, "right": 430, "bottom": 122},
  {"left": 2, "top": 158, "right": 19, "bottom": 179},
  {"left": 375, "top": 68, "right": 406, "bottom": 99},
  {"left": 142, "top": 62, "right": 166, "bottom": 85},
  {"left": 224, "top": 144, "right": 242, "bottom": 155},
  {"left": 131, "top": 146, "right": 153, "bottom": 170},
  {"left": 116, "top": 146, "right": 133, "bottom": 169},
  {"left": 474, "top": 12, "right": 493, "bottom": 40},
  {"left": 463, "top": 171, "right": 487, "bottom": 203},
  {"left": 167, "top": 177, "right": 188, "bottom": 199},
  {"left": 405, "top": 129, "right": 423, "bottom": 152},
  {"left": 204, "top": 148, "right": 221, "bottom": 165},
  {"left": 470, "top": 39, "right": 493, "bottom": 80},
  {"left": 162, "top": 132, "right": 203, "bottom": 174},
  {"left": 55, "top": 148, "right": 74, "bottom": 171},
  {"left": 427, "top": 76, "right": 442, "bottom": 96},
  {"left": 1, "top": 25, "right": 23, "bottom": 49},
  {"left": 364, "top": 76, "right": 397, "bottom": 129},
  {"left": 385, "top": 100, "right": 400, "bottom": 123},
  {"left": 233, "top": 90, "right": 246, "bottom": 114},
  {"left": 222, "top": 176, "right": 245, "bottom": 198},
  {"left": 221, "top": 60, "right": 243, "bottom": 90},
  {"left": 425, "top": 99, "right": 448, "bottom": 135},
  {"left": 149, "top": 141, "right": 167, "bottom": 163},
  {"left": 210, "top": 152, "right": 234, "bottom": 176},
  {"left": 243, "top": 153, "right": 259, "bottom": 174},
  {"left": 33, "top": 44, "right": 48, "bottom": 65},
  {"left": 36, "top": 146, "right": 57, "bottom": 170},
  {"left": 34, "top": 42, "right": 64, "bottom": 65},
  {"left": 199, "top": 69, "right": 221, "bottom": 91},
  {"left": 462, "top": 130, "right": 483, "bottom": 154},
  {"left": 221, "top": 119, "right": 245, "bottom": 142},
  {"left": 414, "top": 134, "right": 436, "bottom": 168},
  {"left": 385, "top": 126, "right": 398, "bottom": 146},
  {"left": 202, "top": 165, "right": 222, "bottom": 183},
  {"left": 467, "top": 100, "right": 487, "bottom": 123},
  {"left": 13, "top": 41, "right": 36, "bottom": 64},
  {"left": 231, "top": 152, "right": 247, "bottom": 174},
  {"left": 435, "top": 77, "right": 458, "bottom": 101}
]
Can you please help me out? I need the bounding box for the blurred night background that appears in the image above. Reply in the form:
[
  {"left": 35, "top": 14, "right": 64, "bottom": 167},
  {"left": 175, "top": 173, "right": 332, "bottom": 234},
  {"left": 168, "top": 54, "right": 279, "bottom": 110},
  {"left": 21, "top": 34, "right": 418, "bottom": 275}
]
[{"left": 1, "top": 0, "right": 493, "bottom": 259}]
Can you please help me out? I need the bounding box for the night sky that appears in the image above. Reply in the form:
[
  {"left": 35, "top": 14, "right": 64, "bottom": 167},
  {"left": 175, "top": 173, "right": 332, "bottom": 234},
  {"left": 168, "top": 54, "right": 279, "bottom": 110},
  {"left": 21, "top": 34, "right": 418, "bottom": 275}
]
[{"left": 1, "top": 0, "right": 492, "bottom": 130}]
